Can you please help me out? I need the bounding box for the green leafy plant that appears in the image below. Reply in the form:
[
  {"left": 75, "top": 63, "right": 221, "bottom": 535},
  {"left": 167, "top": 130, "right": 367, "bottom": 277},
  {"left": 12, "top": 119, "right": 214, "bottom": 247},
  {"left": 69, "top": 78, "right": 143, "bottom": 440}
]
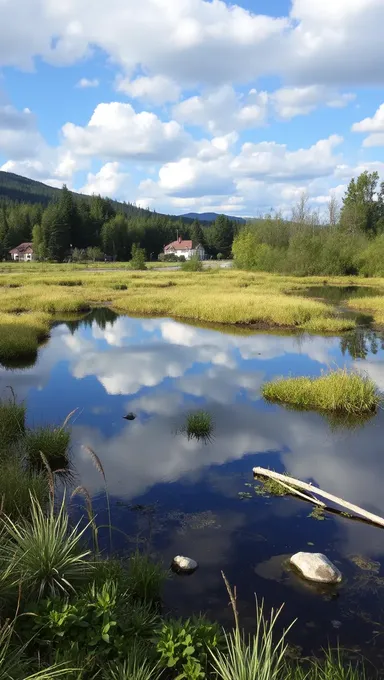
[
  {"left": 0, "top": 495, "right": 92, "bottom": 599},
  {"left": 156, "top": 616, "right": 222, "bottom": 680}
]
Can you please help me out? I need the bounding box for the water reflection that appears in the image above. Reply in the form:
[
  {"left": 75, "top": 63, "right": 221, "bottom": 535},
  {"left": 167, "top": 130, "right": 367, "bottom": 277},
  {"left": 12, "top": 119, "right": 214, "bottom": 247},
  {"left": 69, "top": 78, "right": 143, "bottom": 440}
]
[{"left": 1, "top": 312, "right": 384, "bottom": 657}]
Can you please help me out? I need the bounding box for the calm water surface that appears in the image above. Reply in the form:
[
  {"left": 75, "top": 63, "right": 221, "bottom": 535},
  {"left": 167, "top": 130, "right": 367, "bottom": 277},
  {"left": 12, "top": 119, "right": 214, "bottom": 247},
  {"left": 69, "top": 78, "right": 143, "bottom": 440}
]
[{"left": 2, "top": 308, "right": 384, "bottom": 661}]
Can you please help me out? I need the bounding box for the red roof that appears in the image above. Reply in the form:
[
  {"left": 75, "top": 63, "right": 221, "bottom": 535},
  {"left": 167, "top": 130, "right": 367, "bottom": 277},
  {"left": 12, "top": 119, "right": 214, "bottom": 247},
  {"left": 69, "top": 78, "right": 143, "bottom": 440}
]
[
  {"left": 9, "top": 242, "right": 33, "bottom": 254},
  {"left": 164, "top": 239, "right": 193, "bottom": 251}
]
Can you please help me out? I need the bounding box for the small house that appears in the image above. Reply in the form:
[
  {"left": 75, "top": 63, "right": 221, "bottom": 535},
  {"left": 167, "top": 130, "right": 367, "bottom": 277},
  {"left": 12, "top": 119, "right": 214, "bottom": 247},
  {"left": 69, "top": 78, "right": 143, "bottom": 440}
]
[
  {"left": 9, "top": 243, "right": 34, "bottom": 262},
  {"left": 164, "top": 237, "right": 205, "bottom": 261}
]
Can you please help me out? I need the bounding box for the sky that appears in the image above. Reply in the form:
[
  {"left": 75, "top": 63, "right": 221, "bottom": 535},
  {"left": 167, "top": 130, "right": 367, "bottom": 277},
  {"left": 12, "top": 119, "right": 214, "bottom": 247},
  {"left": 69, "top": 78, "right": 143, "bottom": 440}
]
[{"left": 1, "top": 0, "right": 384, "bottom": 218}]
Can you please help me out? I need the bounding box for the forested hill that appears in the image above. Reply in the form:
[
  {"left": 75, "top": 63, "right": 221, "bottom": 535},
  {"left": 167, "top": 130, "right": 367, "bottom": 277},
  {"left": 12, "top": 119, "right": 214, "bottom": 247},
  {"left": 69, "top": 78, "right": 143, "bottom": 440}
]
[{"left": 0, "top": 171, "right": 154, "bottom": 219}]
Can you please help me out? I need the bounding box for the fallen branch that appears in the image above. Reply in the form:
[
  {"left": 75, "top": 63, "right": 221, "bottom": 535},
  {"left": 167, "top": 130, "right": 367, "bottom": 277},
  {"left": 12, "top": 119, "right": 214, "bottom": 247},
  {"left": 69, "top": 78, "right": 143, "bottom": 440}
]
[
  {"left": 253, "top": 467, "right": 384, "bottom": 529},
  {"left": 255, "top": 475, "right": 326, "bottom": 507}
]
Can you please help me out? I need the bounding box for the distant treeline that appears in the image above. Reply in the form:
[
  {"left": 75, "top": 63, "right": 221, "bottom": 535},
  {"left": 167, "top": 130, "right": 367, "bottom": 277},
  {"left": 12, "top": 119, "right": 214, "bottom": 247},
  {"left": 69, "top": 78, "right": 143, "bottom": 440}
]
[
  {"left": 0, "top": 184, "right": 238, "bottom": 262},
  {"left": 233, "top": 171, "right": 384, "bottom": 277}
]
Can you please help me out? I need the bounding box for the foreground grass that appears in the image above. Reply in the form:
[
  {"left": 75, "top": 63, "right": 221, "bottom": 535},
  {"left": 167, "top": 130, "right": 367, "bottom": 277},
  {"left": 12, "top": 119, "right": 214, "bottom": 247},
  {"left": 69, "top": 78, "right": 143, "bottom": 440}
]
[
  {"left": 182, "top": 410, "right": 214, "bottom": 441},
  {"left": 262, "top": 368, "right": 380, "bottom": 414}
]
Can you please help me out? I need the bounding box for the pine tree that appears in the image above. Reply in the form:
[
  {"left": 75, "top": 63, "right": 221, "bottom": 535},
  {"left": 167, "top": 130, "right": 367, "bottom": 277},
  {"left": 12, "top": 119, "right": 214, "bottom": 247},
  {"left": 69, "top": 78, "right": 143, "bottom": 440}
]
[
  {"left": 0, "top": 205, "right": 10, "bottom": 260},
  {"left": 211, "top": 215, "right": 234, "bottom": 258},
  {"left": 190, "top": 220, "right": 206, "bottom": 248}
]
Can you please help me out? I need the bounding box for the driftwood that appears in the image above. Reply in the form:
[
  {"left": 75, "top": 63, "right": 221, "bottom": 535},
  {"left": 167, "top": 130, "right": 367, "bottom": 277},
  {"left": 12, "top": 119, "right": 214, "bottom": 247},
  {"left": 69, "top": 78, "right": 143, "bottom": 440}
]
[{"left": 253, "top": 467, "right": 384, "bottom": 529}]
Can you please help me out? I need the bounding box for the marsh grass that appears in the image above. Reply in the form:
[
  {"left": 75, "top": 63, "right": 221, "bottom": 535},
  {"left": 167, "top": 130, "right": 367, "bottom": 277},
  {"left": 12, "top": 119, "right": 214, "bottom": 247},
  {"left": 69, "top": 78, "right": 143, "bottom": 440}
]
[
  {"left": 284, "top": 649, "right": 368, "bottom": 680},
  {"left": 0, "top": 495, "right": 93, "bottom": 599},
  {"left": 0, "top": 312, "right": 50, "bottom": 364},
  {"left": 182, "top": 410, "right": 214, "bottom": 441},
  {"left": 0, "top": 450, "right": 49, "bottom": 519},
  {"left": 127, "top": 551, "right": 168, "bottom": 604},
  {"left": 262, "top": 368, "right": 380, "bottom": 415},
  {"left": 24, "top": 426, "right": 71, "bottom": 467},
  {"left": 0, "top": 270, "right": 363, "bottom": 342},
  {"left": 0, "top": 397, "right": 26, "bottom": 445}
]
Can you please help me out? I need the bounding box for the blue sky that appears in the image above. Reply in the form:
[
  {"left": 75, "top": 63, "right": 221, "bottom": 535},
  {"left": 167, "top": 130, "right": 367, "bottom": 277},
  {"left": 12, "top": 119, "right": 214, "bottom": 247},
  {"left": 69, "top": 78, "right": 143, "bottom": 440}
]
[{"left": 1, "top": 0, "right": 384, "bottom": 216}]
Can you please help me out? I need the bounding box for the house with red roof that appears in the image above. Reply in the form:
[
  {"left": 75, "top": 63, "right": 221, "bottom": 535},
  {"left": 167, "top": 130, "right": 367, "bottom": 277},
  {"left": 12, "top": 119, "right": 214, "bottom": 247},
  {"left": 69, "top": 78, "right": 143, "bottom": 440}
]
[
  {"left": 9, "top": 243, "right": 34, "bottom": 262},
  {"left": 164, "top": 236, "right": 205, "bottom": 261}
]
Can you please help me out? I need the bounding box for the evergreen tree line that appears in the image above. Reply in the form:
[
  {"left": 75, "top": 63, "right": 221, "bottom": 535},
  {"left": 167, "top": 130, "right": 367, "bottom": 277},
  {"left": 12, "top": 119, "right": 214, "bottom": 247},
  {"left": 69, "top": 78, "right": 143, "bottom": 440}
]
[
  {"left": 0, "top": 185, "right": 238, "bottom": 262},
  {"left": 232, "top": 171, "right": 384, "bottom": 276}
]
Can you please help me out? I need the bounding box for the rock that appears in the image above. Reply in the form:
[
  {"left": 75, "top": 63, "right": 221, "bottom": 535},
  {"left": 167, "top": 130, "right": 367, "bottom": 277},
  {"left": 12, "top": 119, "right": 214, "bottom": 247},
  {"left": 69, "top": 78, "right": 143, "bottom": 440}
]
[
  {"left": 172, "top": 555, "right": 198, "bottom": 574},
  {"left": 290, "top": 552, "right": 342, "bottom": 584},
  {"left": 123, "top": 413, "right": 136, "bottom": 421}
]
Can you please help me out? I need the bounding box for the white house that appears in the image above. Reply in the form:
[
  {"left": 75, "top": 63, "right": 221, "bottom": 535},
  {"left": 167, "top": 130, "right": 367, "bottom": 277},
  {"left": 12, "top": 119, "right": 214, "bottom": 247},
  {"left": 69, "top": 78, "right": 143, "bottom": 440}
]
[
  {"left": 9, "top": 243, "right": 34, "bottom": 261},
  {"left": 164, "top": 237, "right": 205, "bottom": 260}
]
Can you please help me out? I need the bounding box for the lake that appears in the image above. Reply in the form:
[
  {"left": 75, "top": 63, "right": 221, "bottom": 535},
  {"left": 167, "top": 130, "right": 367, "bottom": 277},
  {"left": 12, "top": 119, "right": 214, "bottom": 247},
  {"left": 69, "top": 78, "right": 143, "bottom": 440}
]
[{"left": 2, "top": 308, "right": 384, "bottom": 663}]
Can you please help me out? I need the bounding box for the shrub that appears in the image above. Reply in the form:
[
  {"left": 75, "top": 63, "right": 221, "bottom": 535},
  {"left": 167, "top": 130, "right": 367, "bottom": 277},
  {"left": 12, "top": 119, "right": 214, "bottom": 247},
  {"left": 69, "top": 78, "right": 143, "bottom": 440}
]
[
  {"left": 0, "top": 496, "right": 93, "bottom": 599},
  {"left": 130, "top": 245, "right": 147, "bottom": 271},
  {"left": 0, "top": 398, "right": 25, "bottom": 445},
  {"left": 262, "top": 368, "right": 380, "bottom": 414},
  {"left": 183, "top": 411, "right": 214, "bottom": 441},
  {"left": 181, "top": 256, "right": 203, "bottom": 272},
  {"left": 56, "top": 280, "right": 83, "bottom": 287},
  {"left": 127, "top": 551, "right": 168, "bottom": 604},
  {"left": 157, "top": 616, "right": 222, "bottom": 680},
  {"left": 24, "top": 426, "right": 70, "bottom": 466},
  {"left": 112, "top": 283, "right": 128, "bottom": 290}
]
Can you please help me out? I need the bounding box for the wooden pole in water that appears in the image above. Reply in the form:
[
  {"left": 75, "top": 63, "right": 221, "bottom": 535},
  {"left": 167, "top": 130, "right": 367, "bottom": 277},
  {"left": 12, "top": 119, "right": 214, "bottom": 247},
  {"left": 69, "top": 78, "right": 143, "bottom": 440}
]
[{"left": 253, "top": 467, "right": 384, "bottom": 529}]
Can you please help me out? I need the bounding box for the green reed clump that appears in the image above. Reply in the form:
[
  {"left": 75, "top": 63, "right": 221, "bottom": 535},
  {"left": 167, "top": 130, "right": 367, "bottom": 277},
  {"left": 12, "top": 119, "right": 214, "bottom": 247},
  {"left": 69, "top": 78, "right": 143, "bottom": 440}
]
[
  {"left": 56, "top": 280, "right": 83, "bottom": 287},
  {"left": 183, "top": 410, "right": 214, "bottom": 440},
  {"left": 262, "top": 368, "right": 380, "bottom": 414},
  {"left": 24, "top": 426, "right": 70, "bottom": 466},
  {"left": 0, "top": 398, "right": 26, "bottom": 445}
]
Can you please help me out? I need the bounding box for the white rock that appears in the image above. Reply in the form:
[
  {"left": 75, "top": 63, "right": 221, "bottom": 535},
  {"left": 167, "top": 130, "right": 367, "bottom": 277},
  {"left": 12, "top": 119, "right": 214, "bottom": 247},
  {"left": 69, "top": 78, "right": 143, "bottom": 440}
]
[
  {"left": 172, "top": 555, "right": 198, "bottom": 573},
  {"left": 290, "top": 552, "right": 342, "bottom": 584}
]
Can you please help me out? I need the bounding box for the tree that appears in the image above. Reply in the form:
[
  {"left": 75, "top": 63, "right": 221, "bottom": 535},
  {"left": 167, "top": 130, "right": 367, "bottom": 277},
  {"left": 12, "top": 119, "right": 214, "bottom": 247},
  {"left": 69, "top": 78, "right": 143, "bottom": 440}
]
[
  {"left": 190, "top": 220, "right": 206, "bottom": 248},
  {"left": 32, "top": 224, "right": 47, "bottom": 260},
  {"left": 211, "top": 215, "right": 234, "bottom": 258},
  {"left": 101, "top": 215, "right": 129, "bottom": 260},
  {"left": 340, "top": 171, "right": 382, "bottom": 236},
  {"left": 328, "top": 193, "right": 340, "bottom": 227},
  {"left": 0, "top": 205, "right": 10, "bottom": 260},
  {"left": 41, "top": 202, "right": 71, "bottom": 261}
]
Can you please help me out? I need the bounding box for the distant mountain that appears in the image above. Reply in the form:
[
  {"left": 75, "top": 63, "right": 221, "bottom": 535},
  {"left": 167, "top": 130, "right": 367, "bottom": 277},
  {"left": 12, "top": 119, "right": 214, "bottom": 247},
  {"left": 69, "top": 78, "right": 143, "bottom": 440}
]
[
  {"left": 180, "top": 212, "right": 247, "bottom": 224},
  {"left": 0, "top": 171, "right": 194, "bottom": 223}
]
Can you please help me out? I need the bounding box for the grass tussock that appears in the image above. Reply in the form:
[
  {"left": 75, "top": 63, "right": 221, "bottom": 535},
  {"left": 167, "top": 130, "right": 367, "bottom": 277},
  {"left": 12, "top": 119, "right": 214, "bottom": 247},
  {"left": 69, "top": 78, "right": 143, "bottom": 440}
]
[
  {"left": 0, "top": 451, "right": 49, "bottom": 519},
  {"left": 262, "top": 368, "right": 380, "bottom": 414},
  {"left": 182, "top": 410, "right": 214, "bottom": 441},
  {"left": 127, "top": 550, "right": 169, "bottom": 604},
  {"left": 24, "top": 425, "right": 71, "bottom": 466},
  {"left": 0, "top": 397, "right": 26, "bottom": 445},
  {"left": 347, "top": 295, "right": 384, "bottom": 325}
]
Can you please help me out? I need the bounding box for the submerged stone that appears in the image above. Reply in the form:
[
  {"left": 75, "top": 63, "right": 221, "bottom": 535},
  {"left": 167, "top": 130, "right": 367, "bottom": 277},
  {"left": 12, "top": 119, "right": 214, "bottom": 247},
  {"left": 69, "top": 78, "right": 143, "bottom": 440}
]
[
  {"left": 290, "top": 552, "right": 342, "bottom": 584},
  {"left": 172, "top": 555, "right": 198, "bottom": 574},
  {"left": 123, "top": 412, "right": 137, "bottom": 421}
]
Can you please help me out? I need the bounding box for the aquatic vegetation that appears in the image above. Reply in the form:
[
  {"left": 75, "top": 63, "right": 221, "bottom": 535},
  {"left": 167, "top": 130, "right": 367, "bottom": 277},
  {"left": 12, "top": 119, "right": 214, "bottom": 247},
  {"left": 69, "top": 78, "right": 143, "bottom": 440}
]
[
  {"left": 0, "top": 495, "right": 93, "bottom": 599},
  {"left": 253, "top": 475, "right": 290, "bottom": 497},
  {"left": 24, "top": 425, "right": 71, "bottom": 466},
  {"left": 183, "top": 410, "right": 214, "bottom": 441},
  {"left": 262, "top": 368, "right": 380, "bottom": 414}
]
